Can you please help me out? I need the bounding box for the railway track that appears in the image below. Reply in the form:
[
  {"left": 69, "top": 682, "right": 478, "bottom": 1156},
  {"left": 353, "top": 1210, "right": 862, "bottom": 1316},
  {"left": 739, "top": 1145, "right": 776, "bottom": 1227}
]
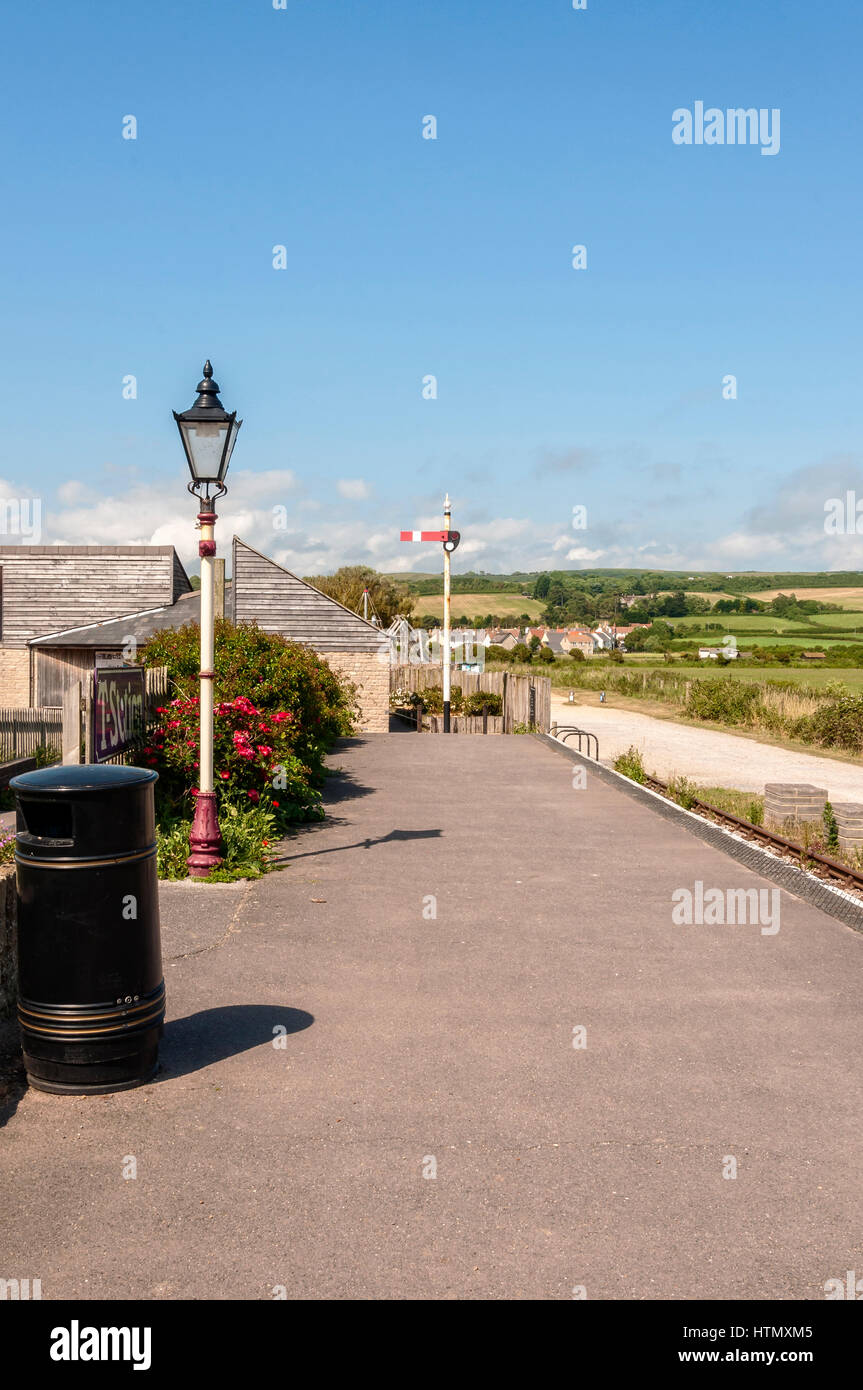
[{"left": 641, "top": 772, "right": 863, "bottom": 898}]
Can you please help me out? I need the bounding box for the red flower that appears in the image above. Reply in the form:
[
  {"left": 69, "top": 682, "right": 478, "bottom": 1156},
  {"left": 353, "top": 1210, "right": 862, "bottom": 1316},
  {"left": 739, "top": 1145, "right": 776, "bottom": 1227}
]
[
  {"left": 272, "top": 800, "right": 280, "bottom": 807},
  {"left": 247, "top": 789, "right": 260, "bottom": 803}
]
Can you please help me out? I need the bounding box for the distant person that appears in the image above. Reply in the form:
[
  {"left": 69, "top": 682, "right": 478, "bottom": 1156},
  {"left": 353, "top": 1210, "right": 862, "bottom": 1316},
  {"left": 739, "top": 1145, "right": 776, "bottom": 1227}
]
[{"left": 599, "top": 691, "right": 606, "bottom": 704}]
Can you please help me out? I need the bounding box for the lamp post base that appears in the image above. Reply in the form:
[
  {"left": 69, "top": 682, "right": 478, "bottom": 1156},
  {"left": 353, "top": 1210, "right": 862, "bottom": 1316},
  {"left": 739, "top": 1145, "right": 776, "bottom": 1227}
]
[{"left": 187, "top": 791, "right": 223, "bottom": 878}]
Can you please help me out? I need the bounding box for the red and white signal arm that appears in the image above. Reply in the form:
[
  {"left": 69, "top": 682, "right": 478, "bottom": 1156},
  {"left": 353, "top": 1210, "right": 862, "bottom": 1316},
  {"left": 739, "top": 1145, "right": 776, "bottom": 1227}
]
[{"left": 399, "top": 529, "right": 460, "bottom": 551}]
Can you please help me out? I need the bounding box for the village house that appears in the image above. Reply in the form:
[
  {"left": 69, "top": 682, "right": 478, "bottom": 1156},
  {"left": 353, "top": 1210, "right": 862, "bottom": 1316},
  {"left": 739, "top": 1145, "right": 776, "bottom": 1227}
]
[
  {"left": 563, "top": 628, "right": 596, "bottom": 656},
  {"left": 698, "top": 646, "right": 740, "bottom": 660},
  {"left": 486, "top": 629, "right": 520, "bottom": 651}
]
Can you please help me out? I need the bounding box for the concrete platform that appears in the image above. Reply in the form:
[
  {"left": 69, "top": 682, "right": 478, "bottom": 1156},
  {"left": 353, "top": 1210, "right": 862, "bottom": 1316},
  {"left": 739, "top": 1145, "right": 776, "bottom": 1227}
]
[{"left": 1, "top": 733, "right": 861, "bottom": 1300}]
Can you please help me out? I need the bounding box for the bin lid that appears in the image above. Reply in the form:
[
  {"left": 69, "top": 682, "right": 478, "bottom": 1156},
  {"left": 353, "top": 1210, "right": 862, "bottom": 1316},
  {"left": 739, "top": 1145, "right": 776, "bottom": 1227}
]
[{"left": 10, "top": 765, "right": 158, "bottom": 795}]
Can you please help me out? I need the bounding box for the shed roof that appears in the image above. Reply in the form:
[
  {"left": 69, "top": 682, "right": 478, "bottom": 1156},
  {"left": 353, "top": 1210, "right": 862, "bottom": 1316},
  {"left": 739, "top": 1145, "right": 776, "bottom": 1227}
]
[{"left": 30, "top": 588, "right": 208, "bottom": 648}]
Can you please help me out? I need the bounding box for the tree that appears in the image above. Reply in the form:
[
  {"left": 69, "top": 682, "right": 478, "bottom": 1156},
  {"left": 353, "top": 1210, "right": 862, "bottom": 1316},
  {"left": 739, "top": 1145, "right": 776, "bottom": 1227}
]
[
  {"left": 538, "top": 645, "right": 556, "bottom": 663},
  {"left": 534, "top": 573, "right": 551, "bottom": 599},
  {"left": 486, "top": 644, "right": 513, "bottom": 664},
  {"left": 512, "top": 643, "right": 532, "bottom": 663},
  {"left": 547, "top": 580, "right": 567, "bottom": 609},
  {"left": 303, "top": 566, "right": 414, "bottom": 625},
  {"left": 528, "top": 635, "right": 541, "bottom": 653}
]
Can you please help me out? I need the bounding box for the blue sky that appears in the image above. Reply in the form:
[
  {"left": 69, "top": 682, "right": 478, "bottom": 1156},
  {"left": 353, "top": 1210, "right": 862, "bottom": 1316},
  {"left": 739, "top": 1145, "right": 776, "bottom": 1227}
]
[{"left": 1, "top": 0, "right": 861, "bottom": 576}]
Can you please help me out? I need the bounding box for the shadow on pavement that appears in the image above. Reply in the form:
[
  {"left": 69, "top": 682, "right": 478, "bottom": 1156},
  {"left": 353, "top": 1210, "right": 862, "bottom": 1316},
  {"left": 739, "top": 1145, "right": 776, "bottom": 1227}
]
[
  {"left": 322, "top": 769, "right": 375, "bottom": 805},
  {"left": 271, "top": 827, "right": 442, "bottom": 865},
  {"left": 157, "top": 1004, "right": 314, "bottom": 1081}
]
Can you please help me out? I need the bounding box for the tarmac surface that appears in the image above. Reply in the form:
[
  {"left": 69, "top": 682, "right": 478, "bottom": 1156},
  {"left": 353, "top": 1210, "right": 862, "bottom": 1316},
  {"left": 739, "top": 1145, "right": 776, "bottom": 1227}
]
[{"left": 1, "top": 731, "right": 862, "bottom": 1300}]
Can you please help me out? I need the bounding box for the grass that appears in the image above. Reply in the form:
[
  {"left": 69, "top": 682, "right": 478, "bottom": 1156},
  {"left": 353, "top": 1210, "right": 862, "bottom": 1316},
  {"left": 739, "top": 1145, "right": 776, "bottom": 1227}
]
[
  {"left": 696, "top": 787, "right": 765, "bottom": 823},
  {"left": 631, "top": 662, "right": 863, "bottom": 690},
  {"left": 808, "top": 611, "right": 863, "bottom": 630},
  {"left": 670, "top": 613, "right": 806, "bottom": 631}
]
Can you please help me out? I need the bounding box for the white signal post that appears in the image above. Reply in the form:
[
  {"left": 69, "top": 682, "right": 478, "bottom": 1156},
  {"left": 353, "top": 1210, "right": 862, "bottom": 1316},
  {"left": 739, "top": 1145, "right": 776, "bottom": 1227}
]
[
  {"left": 442, "top": 494, "right": 452, "bottom": 732},
  {"left": 399, "top": 495, "right": 461, "bottom": 732}
]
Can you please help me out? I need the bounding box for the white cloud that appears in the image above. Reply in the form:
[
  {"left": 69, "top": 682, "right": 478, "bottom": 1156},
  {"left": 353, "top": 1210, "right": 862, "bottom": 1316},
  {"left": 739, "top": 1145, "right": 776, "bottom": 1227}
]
[
  {"left": 566, "top": 546, "right": 606, "bottom": 563},
  {"left": 336, "top": 478, "right": 371, "bottom": 500},
  {"left": 57, "top": 480, "right": 87, "bottom": 504}
]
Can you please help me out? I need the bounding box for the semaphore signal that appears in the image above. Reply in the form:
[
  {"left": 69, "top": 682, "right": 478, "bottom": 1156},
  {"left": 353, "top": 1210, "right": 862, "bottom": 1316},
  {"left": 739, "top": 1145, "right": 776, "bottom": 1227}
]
[{"left": 399, "top": 494, "right": 460, "bottom": 731}]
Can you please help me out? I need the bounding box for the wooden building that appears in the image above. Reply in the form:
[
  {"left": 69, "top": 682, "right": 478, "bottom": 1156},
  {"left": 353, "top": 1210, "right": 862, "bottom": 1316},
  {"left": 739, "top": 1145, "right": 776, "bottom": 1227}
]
[
  {"left": 7, "top": 539, "right": 390, "bottom": 732},
  {"left": 0, "top": 546, "right": 192, "bottom": 706},
  {"left": 231, "top": 538, "right": 390, "bottom": 731}
]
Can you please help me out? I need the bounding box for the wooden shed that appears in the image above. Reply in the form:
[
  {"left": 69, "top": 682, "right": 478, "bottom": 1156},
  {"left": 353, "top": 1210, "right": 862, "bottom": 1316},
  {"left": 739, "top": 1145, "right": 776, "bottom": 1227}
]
[
  {"left": 231, "top": 538, "right": 390, "bottom": 731},
  {"left": 0, "top": 545, "right": 192, "bottom": 707},
  {"left": 19, "top": 539, "right": 391, "bottom": 732}
]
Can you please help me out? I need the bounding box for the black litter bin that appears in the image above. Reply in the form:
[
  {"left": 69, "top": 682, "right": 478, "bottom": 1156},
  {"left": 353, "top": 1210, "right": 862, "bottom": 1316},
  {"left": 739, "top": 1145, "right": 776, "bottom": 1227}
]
[{"left": 11, "top": 765, "right": 165, "bottom": 1095}]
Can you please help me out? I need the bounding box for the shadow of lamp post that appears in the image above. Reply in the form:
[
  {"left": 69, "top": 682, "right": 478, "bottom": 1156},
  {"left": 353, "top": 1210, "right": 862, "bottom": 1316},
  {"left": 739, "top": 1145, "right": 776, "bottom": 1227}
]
[{"left": 173, "top": 361, "right": 242, "bottom": 878}]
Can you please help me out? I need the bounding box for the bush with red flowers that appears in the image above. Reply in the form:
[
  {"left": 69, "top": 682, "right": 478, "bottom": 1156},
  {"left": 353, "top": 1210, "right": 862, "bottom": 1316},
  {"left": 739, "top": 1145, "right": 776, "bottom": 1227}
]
[
  {"left": 142, "top": 619, "right": 358, "bottom": 776},
  {"left": 140, "top": 693, "right": 324, "bottom": 829},
  {"left": 136, "top": 619, "right": 359, "bottom": 832}
]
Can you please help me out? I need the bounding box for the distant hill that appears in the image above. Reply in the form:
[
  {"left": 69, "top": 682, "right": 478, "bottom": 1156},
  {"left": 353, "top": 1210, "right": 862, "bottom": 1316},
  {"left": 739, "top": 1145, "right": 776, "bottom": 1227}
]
[{"left": 386, "top": 569, "right": 863, "bottom": 598}]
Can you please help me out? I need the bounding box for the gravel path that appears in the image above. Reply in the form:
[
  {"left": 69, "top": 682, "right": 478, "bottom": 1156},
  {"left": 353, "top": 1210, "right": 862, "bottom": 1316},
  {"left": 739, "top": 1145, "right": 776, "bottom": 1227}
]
[{"left": 551, "top": 697, "right": 863, "bottom": 799}]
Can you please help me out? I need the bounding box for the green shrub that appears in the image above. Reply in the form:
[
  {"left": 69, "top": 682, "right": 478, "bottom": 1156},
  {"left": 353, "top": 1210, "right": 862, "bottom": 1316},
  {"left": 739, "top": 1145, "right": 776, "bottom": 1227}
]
[
  {"left": 667, "top": 775, "right": 698, "bottom": 809},
  {"left": 684, "top": 679, "right": 761, "bottom": 725},
  {"left": 156, "top": 800, "right": 277, "bottom": 881},
  {"left": 823, "top": 800, "right": 839, "bottom": 851},
  {"left": 463, "top": 691, "right": 503, "bottom": 716},
  {"left": 409, "top": 685, "right": 465, "bottom": 715},
  {"left": 136, "top": 621, "right": 355, "bottom": 831},
  {"left": 156, "top": 820, "right": 194, "bottom": 880},
  {"left": 142, "top": 619, "right": 357, "bottom": 772},
  {"left": 614, "top": 746, "right": 647, "bottom": 783},
  {"left": 34, "top": 742, "right": 60, "bottom": 768},
  {"left": 804, "top": 693, "right": 863, "bottom": 752}
]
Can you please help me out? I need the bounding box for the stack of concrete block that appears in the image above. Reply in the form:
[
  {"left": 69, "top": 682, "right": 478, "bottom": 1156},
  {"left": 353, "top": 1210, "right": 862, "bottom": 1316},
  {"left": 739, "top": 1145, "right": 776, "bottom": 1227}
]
[
  {"left": 830, "top": 804, "right": 863, "bottom": 854},
  {"left": 763, "top": 783, "right": 828, "bottom": 834}
]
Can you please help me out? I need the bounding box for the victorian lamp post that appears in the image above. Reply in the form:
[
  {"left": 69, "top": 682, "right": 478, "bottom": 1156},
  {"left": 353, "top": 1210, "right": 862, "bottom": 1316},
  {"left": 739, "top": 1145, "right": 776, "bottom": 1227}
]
[{"left": 173, "top": 361, "right": 242, "bottom": 878}]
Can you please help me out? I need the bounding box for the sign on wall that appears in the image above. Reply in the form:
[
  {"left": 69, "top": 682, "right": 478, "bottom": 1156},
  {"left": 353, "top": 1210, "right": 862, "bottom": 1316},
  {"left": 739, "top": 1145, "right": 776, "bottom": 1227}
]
[{"left": 92, "top": 668, "right": 145, "bottom": 763}]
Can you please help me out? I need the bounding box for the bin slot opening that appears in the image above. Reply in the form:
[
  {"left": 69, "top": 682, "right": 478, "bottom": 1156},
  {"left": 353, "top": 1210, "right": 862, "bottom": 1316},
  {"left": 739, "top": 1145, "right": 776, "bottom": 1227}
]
[{"left": 18, "top": 800, "right": 74, "bottom": 842}]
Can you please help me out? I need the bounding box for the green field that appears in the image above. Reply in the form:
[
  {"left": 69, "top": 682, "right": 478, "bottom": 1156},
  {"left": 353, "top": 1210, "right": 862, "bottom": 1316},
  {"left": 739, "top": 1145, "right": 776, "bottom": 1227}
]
[
  {"left": 809, "top": 612, "right": 863, "bottom": 630},
  {"left": 671, "top": 613, "right": 804, "bottom": 632},
  {"left": 622, "top": 661, "right": 863, "bottom": 690},
  {"left": 412, "top": 592, "right": 544, "bottom": 622}
]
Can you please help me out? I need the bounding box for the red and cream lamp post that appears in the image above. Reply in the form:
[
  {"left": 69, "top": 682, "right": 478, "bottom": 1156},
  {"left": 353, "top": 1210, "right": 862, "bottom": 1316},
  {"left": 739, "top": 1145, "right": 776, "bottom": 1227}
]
[{"left": 173, "top": 361, "right": 242, "bottom": 878}]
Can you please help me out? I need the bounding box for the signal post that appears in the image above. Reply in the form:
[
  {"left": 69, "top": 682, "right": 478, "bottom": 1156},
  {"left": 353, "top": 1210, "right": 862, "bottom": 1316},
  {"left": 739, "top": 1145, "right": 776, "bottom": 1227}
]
[{"left": 399, "top": 494, "right": 461, "bottom": 731}]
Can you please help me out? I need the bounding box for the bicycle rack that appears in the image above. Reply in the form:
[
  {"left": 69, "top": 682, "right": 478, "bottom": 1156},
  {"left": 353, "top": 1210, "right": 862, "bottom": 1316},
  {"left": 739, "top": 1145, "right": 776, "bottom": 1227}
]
[{"left": 550, "top": 724, "right": 600, "bottom": 760}]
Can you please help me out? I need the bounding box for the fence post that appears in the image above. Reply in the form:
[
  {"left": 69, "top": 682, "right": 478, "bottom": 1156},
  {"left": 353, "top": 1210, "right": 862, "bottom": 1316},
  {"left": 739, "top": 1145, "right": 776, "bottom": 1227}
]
[
  {"left": 82, "top": 686, "right": 93, "bottom": 764},
  {"left": 62, "top": 683, "right": 82, "bottom": 766},
  {"left": 416, "top": 701, "right": 423, "bottom": 733},
  {"left": 529, "top": 684, "right": 536, "bottom": 729},
  {"left": 482, "top": 703, "right": 488, "bottom": 734}
]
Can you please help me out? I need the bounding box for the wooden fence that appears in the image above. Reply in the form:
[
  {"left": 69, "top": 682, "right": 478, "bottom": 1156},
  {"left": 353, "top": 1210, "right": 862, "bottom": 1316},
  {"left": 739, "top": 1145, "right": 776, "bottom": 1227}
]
[
  {"left": 390, "top": 666, "right": 551, "bottom": 734},
  {"left": 425, "top": 714, "right": 505, "bottom": 734},
  {"left": 0, "top": 706, "right": 63, "bottom": 763}
]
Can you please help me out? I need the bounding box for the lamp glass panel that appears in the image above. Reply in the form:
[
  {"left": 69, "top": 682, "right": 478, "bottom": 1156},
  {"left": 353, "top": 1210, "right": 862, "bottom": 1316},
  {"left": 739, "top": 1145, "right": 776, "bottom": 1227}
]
[
  {"left": 223, "top": 418, "right": 241, "bottom": 472},
  {"left": 181, "top": 420, "right": 230, "bottom": 481}
]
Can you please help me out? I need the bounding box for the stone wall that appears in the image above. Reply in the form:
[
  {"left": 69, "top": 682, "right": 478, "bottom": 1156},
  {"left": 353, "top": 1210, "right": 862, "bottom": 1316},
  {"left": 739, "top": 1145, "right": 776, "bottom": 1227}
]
[
  {"left": 0, "top": 864, "right": 17, "bottom": 1018},
  {"left": 0, "top": 650, "right": 30, "bottom": 706},
  {"left": 324, "top": 650, "right": 389, "bottom": 733}
]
